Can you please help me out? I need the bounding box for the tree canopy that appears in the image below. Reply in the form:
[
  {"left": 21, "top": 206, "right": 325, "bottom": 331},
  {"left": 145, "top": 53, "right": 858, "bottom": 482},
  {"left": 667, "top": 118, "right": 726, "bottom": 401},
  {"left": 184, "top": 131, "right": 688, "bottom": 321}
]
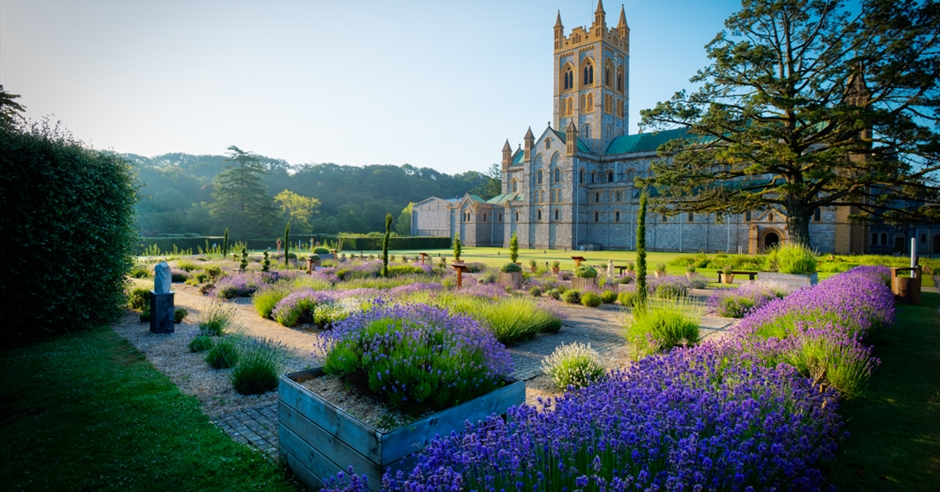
[
  {"left": 640, "top": 0, "right": 939, "bottom": 247},
  {"left": 210, "top": 146, "right": 278, "bottom": 239}
]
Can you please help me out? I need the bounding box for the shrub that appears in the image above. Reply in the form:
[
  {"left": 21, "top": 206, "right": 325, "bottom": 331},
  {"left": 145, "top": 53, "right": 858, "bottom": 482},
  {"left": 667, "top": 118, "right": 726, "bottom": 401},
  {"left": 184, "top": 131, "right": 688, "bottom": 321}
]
[
  {"left": 580, "top": 291, "right": 603, "bottom": 307},
  {"left": 173, "top": 308, "right": 188, "bottom": 323},
  {"left": 214, "top": 273, "right": 260, "bottom": 299},
  {"left": 314, "top": 247, "right": 330, "bottom": 254},
  {"left": 654, "top": 282, "right": 687, "bottom": 299},
  {"left": 205, "top": 337, "right": 239, "bottom": 369},
  {"left": 230, "top": 337, "right": 286, "bottom": 395},
  {"left": 574, "top": 265, "right": 597, "bottom": 278},
  {"left": 252, "top": 284, "right": 292, "bottom": 319},
  {"left": 766, "top": 243, "right": 817, "bottom": 274},
  {"left": 320, "top": 304, "right": 513, "bottom": 414},
  {"left": 312, "top": 300, "right": 361, "bottom": 329},
  {"left": 618, "top": 289, "right": 638, "bottom": 307},
  {"left": 618, "top": 274, "right": 634, "bottom": 284},
  {"left": 561, "top": 290, "right": 581, "bottom": 304},
  {"left": 203, "top": 265, "right": 224, "bottom": 279},
  {"left": 272, "top": 288, "right": 329, "bottom": 327},
  {"left": 128, "top": 288, "right": 151, "bottom": 311},
  {"left": 545, "top": 288, "right": 561, "bottom": 300},
  {"left": 1, "top": 119, "right": 139, "bottom": 346},
  {"left": 528, "top": 286, "right": 543, "bottom": 297},
  {"left": 509, "top": 232, "right": 519, "bottom": 263},
  {"left": 188, "top": 335, "right": 215, "bottom": 353},
  {"left": 625, "top": 298, "right": 702, "bottom": 359},
  {"left": 130, "top": 265, "right": 151, "bottom": 278},
  {"left": 541, "top": 342, "right": 606, "bottom": 389},
  {"left": 551, "top": 260, "right": 560, "bottom": 268},
  {"left": 176, "top": 260, "right": 198, "bottom": 272},
  {"left": 707, "top": 280, "right": 785, "bottom": 318},
  {"left": 500, "top": 262, "right": 522, "bottom": 273},
  {"left": 171, "top": 270, "right": 187, "bottom": 282},
  {"left": 387, "top": 265, "right": 426, "bottom": 277},
  {"left": 685, "top": 263, "right": 696, "bottom": 273},
  {"left": 655, "top": 262, "right": 667, "bottom": 273},
  {"left": 199, "top": 301, "right": 236, "bottom": 336},
  {"left": 600, "top": 289, "right": 618, "bottom": 304}
]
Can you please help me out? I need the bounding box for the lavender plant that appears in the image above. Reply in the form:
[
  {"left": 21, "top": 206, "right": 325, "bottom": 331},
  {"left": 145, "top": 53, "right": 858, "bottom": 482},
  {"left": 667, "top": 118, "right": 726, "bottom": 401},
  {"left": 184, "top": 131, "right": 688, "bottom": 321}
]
[
  {"left": 541, "top": 342, "right": 606, "bottom": 389},
  {"left": 319, "top": 303, "right": 513, "bottom": 414}
]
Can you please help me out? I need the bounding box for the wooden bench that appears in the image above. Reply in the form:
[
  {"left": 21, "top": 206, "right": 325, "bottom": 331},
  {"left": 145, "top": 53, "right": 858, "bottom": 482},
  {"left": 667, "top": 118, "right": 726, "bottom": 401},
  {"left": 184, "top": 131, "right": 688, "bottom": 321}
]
[
  {"left": 717, "top": 270, "right": 758, "bottom": 283},
  {"left": 614, "top": 265, "right": 632, "bottom": 275}
]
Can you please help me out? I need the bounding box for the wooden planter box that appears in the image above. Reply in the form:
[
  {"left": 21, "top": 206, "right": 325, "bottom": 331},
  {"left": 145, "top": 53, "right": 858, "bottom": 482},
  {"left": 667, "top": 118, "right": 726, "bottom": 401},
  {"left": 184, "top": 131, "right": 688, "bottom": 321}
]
[
  {"left": 757, "top": 272, "right": 818, "bottom": 292},
  {"left": 279, "top": 368, "right": 525, "bottom": 491},
  {"left": 571, "top": 276, "right": 598, "bottom": 291},
  {"left": 498, "top": 271, "right": 523, "bottom": 290}
]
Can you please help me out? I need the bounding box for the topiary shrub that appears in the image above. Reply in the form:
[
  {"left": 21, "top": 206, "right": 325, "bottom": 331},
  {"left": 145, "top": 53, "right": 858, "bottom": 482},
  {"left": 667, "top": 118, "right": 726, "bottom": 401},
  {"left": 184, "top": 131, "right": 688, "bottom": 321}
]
[
  {"left": 314, "top": 247, "right": 330, "bottom": 254},
  {"left": 1, "top": 116, "right": 139, "bottom": 347},
  {"left": 500, "top": 262, "right": 522, "bottom": 273},
  {"left": 600, "top": 289, "right": 618, "bottom": 304},
  {"left": 561, "top": 290, "right": 581, "bottom": 304},
  {"left": 580, "top": 291, "right": 603, "bottom": 307},
  {"left": 574, "top": 265, "right": 598, "bottom": 278}
]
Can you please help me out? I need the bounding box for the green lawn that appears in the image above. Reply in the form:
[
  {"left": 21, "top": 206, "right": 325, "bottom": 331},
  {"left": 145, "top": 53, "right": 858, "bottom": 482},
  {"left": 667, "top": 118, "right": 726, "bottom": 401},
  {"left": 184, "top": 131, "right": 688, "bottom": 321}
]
[
  {"left": 0, "top": 326, "right": 301, "bottom": 492},
  {"left": 824, "top": 292, "right": 940, "bottom": 490}
]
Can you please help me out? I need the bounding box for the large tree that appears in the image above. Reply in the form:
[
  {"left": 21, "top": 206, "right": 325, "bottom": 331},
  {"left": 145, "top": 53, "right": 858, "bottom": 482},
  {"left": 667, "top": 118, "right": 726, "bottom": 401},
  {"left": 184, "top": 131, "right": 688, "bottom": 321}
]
[
  {"left": 640, "top": 0, "right": 939, "bottom": 247},
  {"left": 210, "top": 145, "right": 277, "bottom": 238}
]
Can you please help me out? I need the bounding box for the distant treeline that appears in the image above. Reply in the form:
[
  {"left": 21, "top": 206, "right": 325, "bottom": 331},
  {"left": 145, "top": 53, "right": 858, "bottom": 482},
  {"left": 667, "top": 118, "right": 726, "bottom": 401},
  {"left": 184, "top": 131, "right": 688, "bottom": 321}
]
[{"left": 127, "top": 151, "right": 499, "bottom": 238}]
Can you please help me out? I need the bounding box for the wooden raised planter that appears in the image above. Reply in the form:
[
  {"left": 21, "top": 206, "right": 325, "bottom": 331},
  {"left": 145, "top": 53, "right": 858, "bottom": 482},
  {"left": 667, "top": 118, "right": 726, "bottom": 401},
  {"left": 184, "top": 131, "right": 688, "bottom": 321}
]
[
  {"left": 498, "top": 271, "right": 523, "bottom": 290},
  {"left": 279, "top": 368, "right": 525, "bottom": 491},
  {"left": 757, "top": 272, "right": 818, "bottom": 292},
  {"left": 571, "top": 276, "right": 597, "bottom": 291}
]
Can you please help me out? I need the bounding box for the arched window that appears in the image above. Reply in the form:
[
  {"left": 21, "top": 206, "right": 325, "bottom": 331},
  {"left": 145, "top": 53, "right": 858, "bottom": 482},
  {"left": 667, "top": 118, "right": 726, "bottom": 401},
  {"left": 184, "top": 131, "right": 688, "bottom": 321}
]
[
  {"left": 880, "top": 232, "right": 888, "bottom": 244},
  {"left": 579, "top": 169, "right": 584, "bottom": 183},
  {"left": 537, "top": 170, "right": 543, "bottom": 184},
  {"left": 583, "top": 60, "right": 594, "bottom": 85},
  {"left": 921, "top": 233, "right": 927, "bottom": 243},
  {"left": 591, "top": 172, "right": 596, "bottom": 184},
  {"left": 745, "top": 211, "right": 751, "bottom": 221},
  {"left": 662, "top": 214, "right": 668, "bottom": 222},
  {"left": 512, "top": 180, "right": 517, "bottom": 192},
  {"left": 607, "top": 171, "right": 614, "bottom": 182},
  {"left": 537, "top": 209, "right": 542, "bottom": 221},
  {"left": 563, "top": 65, "right": 574, "bottom": 91},
  {"left": 688, "top": 212, "right": 694, "bottom": 222},
  {"left": 557, "top": 190, "right": 562, "bottom": 201},
  {"left": 566, "top": 98, "right": 573, "bottom": 115},
  {"left": 545, "top": 138, "right": 551, "bottom": 149},
  {"left": 814, "top": 208, "right": 821, "bottom": 221},
  {"left": 555, "top": 209, "right": 560, "bottom": 220},
  {"left": 483, "top": 213, "right": 487, "bottom": 222},
  {"left": 871, "top": 232, "right": 879, "bottom": 245},
  {"left": 541, "top": 190, "right": 545, "bottom": 202},
  {"left": 515, "top": 212, "right": 519, "bottom": 221},
  {"left": 498, "top": 213, "right": 503, "bottom": 222},
  {"left": 595, "top": 192, "right": 600, "bottom": 202},
  {"left": 605, "top": 65, "right": 611, "bottom": 87},
  {"left": 554, "top": 168, "right": 560, "bottom": 182},
  {"left": 617, "top": 68, "right": 623, "bottom": 92},
  {"left": 586, "top": 93, "right": 594, "bottom": 111},
  {"left": 581, "top": 124, "right": 591, "bottom": 140},
  {"left": 594, "top": 211, "right": 599, "bottom": 222},
  {"left": 615, "top": 211, "right": 620, "bottom": 222}
]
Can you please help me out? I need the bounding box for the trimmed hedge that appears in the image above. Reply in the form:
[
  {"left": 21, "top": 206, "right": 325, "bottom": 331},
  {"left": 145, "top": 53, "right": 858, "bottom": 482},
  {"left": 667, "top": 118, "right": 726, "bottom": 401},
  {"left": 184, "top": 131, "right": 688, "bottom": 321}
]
[
  {"left": 0, "top": 120, "right": 139, "bottom": 347},
  {"left": 138, "top": 235, "right": 450, "bottom": 255}
]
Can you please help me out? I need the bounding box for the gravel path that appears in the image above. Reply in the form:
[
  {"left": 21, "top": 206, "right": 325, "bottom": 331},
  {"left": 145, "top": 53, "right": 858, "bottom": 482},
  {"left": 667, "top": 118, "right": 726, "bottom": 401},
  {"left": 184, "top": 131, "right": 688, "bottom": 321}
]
[{"left": 114, "top": 280, "right": 736, "bottom": 458}]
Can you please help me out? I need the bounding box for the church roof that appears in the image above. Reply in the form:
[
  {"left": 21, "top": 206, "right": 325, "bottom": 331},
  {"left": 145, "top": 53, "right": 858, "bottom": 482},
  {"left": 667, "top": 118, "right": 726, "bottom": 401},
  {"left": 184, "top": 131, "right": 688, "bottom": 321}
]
[
  {"left": 486, "top": 192, "right": 524, "bottom": 204},
  {"left": 511, "top": 149, "right": 524, "bottom": 165},
  {"left": 605, "top": 127, "right": 691, "bottom": 155},
  {"left": 550, "top": 128, "right": 592, "bottom": 154}
]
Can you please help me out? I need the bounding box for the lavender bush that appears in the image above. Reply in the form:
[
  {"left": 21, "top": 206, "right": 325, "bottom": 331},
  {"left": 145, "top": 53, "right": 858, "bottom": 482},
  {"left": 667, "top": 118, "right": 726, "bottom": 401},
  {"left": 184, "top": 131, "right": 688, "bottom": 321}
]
[
  {"left": 319, "top": 303, "right": 513, "bottom": 414},
  {"left": 324, "top": 347, "right": 842, "bottom": 492},
  {"left": 214, "top": 273, "right": 262, "bottom": 299},
  {"left": 707, "top": 280, "right": 787, "bottom": 318}
]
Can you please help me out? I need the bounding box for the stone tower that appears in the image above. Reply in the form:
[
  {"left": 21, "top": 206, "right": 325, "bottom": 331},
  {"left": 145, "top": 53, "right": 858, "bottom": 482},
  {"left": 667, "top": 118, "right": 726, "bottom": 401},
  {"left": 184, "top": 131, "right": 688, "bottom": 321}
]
[{"left": 553, "top": 1, "right": 630, "bottom": 154}]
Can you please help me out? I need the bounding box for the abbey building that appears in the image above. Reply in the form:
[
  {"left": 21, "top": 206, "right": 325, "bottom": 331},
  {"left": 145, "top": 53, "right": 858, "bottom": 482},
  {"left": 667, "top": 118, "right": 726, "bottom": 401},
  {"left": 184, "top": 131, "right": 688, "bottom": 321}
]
[{"left": 411, "top": 1, "right": 874, "bottom": 254}]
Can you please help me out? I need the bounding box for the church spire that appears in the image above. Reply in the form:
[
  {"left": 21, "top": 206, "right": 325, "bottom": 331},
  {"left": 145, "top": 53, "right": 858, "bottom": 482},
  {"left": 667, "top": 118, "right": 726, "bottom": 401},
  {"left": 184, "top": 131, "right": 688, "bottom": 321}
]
[
  {"left": 555, "top": 10, "right": 563, "bottom": 28},
  {"left": 617, "top": 5, "right": 628, "bottom": 34},
  {"left": 554, "top": 10, "right": 564, "bottom": 49},
  {"left": 593, "top": 0, "right": 606, "bottom": 32}
]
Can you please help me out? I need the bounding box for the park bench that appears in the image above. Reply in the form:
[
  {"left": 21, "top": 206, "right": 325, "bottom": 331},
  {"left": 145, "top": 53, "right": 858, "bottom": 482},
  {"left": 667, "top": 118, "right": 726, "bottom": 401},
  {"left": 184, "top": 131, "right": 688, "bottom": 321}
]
[{"left": 717, "top": 270, "right": 758, "bottom": 283}]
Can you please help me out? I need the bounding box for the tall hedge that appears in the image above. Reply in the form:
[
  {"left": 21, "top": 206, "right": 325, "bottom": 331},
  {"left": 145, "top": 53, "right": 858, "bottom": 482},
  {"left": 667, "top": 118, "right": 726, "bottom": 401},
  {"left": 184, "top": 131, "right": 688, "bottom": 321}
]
[{"left": 0, "top": 121, "right": 139, "bottom": 347}]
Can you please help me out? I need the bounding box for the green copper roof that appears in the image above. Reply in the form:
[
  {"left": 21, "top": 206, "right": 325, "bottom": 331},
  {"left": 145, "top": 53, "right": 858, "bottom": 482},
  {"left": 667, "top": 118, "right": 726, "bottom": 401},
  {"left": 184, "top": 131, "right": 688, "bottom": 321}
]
[
  {"left": 486, "top": 192, "right": 523, "bottom": 204},
  {"left": 605, "top": 127, "right": 691, "bottom": 155},
  {"left": 466, "top": 194, "right": 484, "bottom": 202},
  {"left": 550, "top": 128, "right": 592, "bottom": 154},
  {"left": 511, "top": 149, "right": 524, "bottom": 165}
]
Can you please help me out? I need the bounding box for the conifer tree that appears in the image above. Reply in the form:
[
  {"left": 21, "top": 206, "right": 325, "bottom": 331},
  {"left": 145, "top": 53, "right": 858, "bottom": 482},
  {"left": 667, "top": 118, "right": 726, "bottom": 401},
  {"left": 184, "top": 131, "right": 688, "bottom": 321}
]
[
  {"left": 382, "top": 214, "right": 392, "bottom": 277},
  {"left": 635, "top": 190, "right": 649, "bottom": 312}
]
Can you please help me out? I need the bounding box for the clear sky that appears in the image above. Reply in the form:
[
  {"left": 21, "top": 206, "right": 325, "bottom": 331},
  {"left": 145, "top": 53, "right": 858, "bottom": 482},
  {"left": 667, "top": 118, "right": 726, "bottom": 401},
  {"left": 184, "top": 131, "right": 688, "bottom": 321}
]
[{"left": 1, "top": 0, "right": 743, "bottom": 174}]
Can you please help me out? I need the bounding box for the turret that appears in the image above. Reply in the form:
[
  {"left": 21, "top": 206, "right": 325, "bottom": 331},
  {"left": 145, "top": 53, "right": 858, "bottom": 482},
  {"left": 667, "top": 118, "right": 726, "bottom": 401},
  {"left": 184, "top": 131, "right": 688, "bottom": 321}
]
[
  {"left": 593, "top": 0, "right": 606, "bottom": 34},
  {"left": 616, "top": 5, "right": 629, "bottom": 40},
  {"left": 523, "top": 127, "right": 535, "bottom": 162},
  {"left": 501, "top": 139, "right": 512, "bottom": 170},
  {"left": 565, "top": 120, "right": 577, "bottom": 156},
  {"left": 554, "top": 11, "right": 564, "bottom": 50}
]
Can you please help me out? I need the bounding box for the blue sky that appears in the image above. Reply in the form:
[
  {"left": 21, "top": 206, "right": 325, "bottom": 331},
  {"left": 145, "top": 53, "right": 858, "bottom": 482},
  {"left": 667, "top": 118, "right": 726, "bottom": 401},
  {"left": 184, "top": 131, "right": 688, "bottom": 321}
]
[{"left": 1, "top": 0, "right": 743, "bottom": 174}]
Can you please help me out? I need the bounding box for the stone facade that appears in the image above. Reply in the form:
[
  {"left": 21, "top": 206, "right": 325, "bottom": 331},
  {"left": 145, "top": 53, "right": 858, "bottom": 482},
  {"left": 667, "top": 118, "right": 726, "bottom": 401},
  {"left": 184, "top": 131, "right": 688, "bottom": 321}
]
[{"left": 413, "top": 1, "right": 873, "bottom": 254}]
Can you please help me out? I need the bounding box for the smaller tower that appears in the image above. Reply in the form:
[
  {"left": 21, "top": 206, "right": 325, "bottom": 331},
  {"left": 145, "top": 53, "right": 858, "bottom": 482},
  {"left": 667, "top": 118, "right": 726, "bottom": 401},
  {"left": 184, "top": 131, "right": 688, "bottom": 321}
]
[
  {"left": 565, "top": 121, "right": 577, "bottom": 156},
  {"left": 523, "top": 127, "right": 535, "bottom": 162},
  {"left": 501, "top": 139, "right": 512, "bottom": 171},
  {"left": 592, "top": 0, "right": 607, "bottom": 34},
  {"left": 554, "top": 11, "right": 564, "bottom": 50},
  {"left": 616, "top": 5, "right": 629, "bottom": 41}
]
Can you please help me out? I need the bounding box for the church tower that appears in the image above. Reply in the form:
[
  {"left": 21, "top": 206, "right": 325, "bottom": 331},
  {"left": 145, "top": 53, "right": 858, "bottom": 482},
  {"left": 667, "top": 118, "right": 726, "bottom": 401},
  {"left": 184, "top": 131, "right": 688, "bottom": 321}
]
[{"left": 553, "top": 1, "right": 630, "bottom": 154}]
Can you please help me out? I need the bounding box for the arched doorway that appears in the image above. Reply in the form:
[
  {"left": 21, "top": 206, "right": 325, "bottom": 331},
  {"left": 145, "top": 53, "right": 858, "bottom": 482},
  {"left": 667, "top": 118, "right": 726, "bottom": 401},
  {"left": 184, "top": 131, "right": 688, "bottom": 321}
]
[
  {"left": 764, "top": 232, "right": 780, "bottom": 250},
  {"left": 758, "top": 228, "right": 784, "bottom": 252},
  {"left": 894, "top": 235, "right": 906, "bottom": 253}
]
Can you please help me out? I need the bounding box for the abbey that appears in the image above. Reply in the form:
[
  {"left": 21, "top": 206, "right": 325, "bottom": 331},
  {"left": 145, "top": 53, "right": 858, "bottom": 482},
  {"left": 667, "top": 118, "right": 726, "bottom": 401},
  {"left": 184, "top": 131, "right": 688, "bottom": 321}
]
[{"left": 412, "top": 1, "right": 871, "bottom": 254}]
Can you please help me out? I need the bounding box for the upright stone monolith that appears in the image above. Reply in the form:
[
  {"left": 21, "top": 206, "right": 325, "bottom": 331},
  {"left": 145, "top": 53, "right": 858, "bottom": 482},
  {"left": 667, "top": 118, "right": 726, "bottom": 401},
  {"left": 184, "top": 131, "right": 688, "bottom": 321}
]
[{"left": 150, "top": 261, "right": 175, "bottom": 334}]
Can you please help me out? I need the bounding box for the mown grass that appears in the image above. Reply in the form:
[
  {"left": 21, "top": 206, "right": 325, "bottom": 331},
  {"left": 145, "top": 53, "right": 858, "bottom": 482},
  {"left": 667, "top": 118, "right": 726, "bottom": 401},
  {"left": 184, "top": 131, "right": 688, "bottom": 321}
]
[
  {"left": 823, "top": 291, "right": 940, "bottom": 490},
  {"left": 0, "top": 326, "right": 300, "bottom": 492}
]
